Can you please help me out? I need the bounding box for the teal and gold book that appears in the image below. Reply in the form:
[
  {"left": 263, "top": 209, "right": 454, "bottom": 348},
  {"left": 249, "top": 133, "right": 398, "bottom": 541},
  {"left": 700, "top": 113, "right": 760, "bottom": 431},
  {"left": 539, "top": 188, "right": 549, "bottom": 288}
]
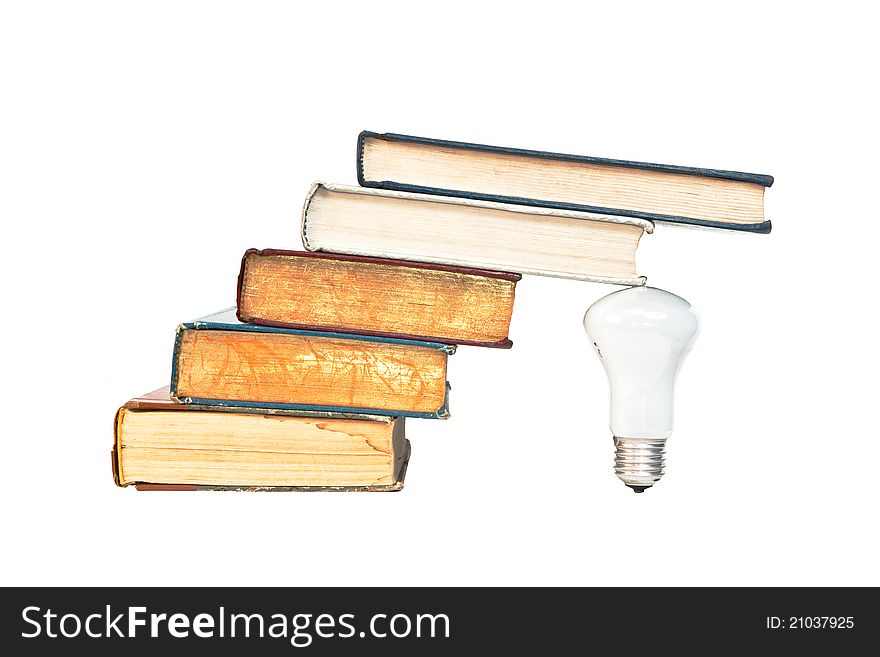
[
  {"left": 171, "top": 309, "right": 454, "bottom": 419},
  {"left": 357, "top": 131, "right": 774, "bottom": 233}
]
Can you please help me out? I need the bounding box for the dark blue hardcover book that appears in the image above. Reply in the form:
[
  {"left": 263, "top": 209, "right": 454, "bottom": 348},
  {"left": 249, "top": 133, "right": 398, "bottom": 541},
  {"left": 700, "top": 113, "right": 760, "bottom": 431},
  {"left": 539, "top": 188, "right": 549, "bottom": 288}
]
[
  {"left": 357, "top": 131, "right": 773, "bottom": 233},
  {"left": 170, "top": 309, "right": 454, "bottom": 419}
]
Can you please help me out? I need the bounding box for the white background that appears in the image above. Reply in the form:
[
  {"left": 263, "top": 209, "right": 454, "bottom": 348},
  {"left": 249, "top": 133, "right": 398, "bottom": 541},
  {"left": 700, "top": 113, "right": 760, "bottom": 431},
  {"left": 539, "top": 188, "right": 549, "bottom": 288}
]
[{"left": 2, "top": 1, "right": 878, "bottom": 586}]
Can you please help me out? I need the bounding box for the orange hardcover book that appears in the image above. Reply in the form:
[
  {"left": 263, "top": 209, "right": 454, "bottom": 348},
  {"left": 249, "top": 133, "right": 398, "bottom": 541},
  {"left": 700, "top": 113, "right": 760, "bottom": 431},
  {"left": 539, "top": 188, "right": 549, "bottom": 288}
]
[{"left": 171, "top": 309, "right": 454, "bottom": 419}]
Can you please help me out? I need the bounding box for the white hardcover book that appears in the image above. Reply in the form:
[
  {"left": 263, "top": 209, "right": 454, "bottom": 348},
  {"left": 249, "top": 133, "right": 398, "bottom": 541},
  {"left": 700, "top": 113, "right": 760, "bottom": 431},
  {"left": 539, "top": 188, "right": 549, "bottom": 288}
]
[{"left": 301, "top": 183, "right": 651, "bottom": 285}]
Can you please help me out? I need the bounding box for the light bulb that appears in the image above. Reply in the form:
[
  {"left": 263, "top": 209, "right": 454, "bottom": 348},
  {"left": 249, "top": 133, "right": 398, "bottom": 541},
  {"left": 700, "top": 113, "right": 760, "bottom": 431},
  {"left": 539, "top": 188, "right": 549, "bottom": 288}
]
[{"left": 583, "top": 286, "right": 699, "bottom": 493}]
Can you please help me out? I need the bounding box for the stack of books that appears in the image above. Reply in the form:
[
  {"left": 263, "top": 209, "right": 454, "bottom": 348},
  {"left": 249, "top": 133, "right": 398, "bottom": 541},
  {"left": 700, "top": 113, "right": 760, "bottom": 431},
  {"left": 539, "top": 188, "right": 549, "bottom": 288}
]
[{"left": 113, "top": 131, "right": 772, "bottom": 492}]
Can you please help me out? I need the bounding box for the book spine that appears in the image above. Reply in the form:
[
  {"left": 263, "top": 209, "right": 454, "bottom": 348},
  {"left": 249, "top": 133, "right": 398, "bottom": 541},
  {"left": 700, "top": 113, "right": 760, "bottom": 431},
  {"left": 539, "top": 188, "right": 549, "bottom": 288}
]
[
  {"left": 169, "top": 324, "right": 185, "bottom": 397},
  {"left": 356, "top": 130, "right": 373, "bottom": 187},
  {"left": 235, "top": 248, "right": 259, "bottom": 323},
  {"left": 111, "top": 407, "right": 124, "bottom": 487},
  {"left": 300, "top": 182, "right": 322, "bottom": 251}
]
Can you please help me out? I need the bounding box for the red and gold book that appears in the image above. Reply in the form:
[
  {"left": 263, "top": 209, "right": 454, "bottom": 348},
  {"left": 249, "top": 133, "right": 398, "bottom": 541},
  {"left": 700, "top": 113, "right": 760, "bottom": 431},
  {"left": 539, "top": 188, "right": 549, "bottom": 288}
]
[{"left": 236, "top": 249, "right": 520, "bottom": 348}]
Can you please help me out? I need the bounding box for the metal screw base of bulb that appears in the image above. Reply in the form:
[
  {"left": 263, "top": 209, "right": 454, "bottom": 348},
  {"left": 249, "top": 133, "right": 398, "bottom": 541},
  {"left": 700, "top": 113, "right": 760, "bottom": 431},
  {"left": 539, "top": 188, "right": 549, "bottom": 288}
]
[{"left": 613, "top": 437, "right": 667, "bottom": 492}]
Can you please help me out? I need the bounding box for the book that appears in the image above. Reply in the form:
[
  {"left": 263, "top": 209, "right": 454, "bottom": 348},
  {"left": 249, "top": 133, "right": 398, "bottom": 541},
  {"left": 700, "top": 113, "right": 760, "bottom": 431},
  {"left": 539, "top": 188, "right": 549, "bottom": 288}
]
[
  {"left": 357, "top": 131, "right": 774, "bottom": 233},
  {"left": 301, "top": 182, "right": 650, "bottom": 285},
  {"left": 113, "top": 387, "right": 409, "bottom": 490},
  {"left": 237, "top": 249, "right": 521, "bottom": 348},
  {"left": 171, "top": 309, "right": 453, "bottom": 418}
]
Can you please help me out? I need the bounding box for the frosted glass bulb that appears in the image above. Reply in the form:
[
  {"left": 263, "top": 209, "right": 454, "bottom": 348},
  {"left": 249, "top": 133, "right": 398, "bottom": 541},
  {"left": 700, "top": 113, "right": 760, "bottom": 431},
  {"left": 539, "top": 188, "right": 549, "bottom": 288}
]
[{"left": 583, "top": 287, "right": 699, "bottom": 493}]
